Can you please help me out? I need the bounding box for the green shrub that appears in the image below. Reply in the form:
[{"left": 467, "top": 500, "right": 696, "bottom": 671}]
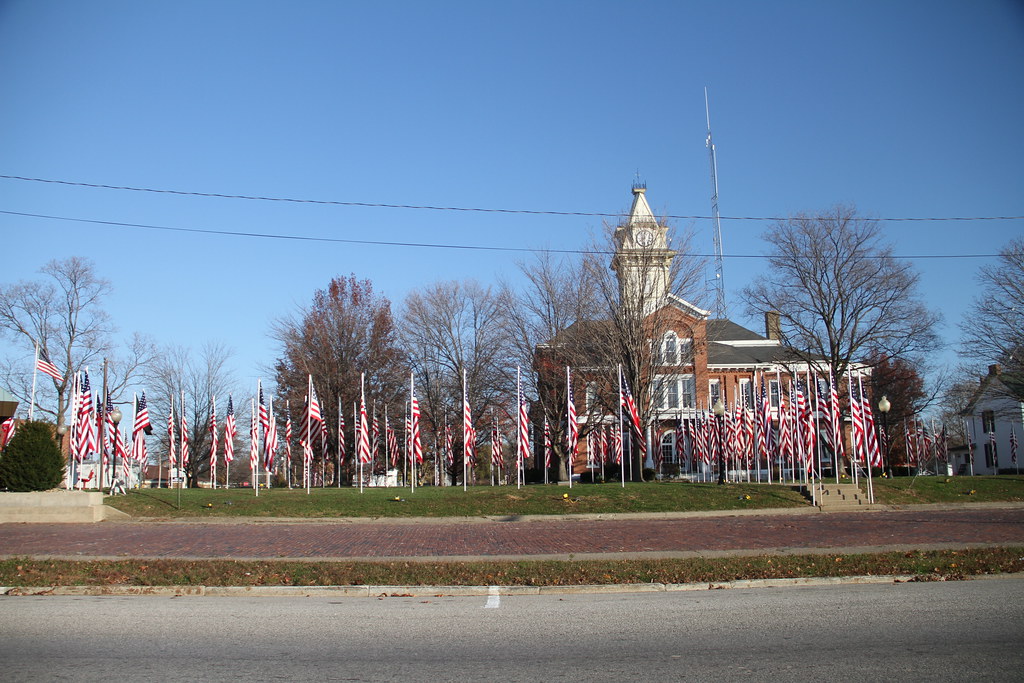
[{"left": 0, "top": 421, "right": 65, "bottom": 492}]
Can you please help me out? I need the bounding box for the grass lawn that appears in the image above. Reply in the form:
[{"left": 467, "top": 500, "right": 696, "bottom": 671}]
[
  {"left": 105, "top": 476, "right": 1024, "bottom": 519},
  {"left": 1, "top": 547, "right": 1020, "bottom": 587},
  {"left": 867, "top": 475, "right": 1024, "bottom": 505},
  {"left": 105, "top": 481, "right": 809, "bottom": 518}
]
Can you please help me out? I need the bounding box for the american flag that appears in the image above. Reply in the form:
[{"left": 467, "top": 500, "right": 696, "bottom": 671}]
[
  {"left": 849, "top": 375, "right": 865, "bottom": 463},
  {"left": 133, "top": 391, "right": 152, "bottom": 435},
  {"left": 264, "top": 398, "right": 278, "bottom": 472},
  {"left": 796, "top": 379, "right": 815, "bottom": 460},
  {"left": 410, "top": 393, "right": 423, "bottom": 464},
  {"left": 387, "top": 417, "right": 399, "bottom": 468},
  {"left": 166, "top": 402, "right": 176, "bottom": 469},
  {"left": 103, "top": 393, "right": 115, "bottom": 466},
  {"left": 676, "top": 417, "right": 686, "bottom": 467},
  {"left": 223, "top": 395, "right": 236, "bottom": 464},
  {"left": 905, "top": 419, "right": 916, "bottom": 466},
  {"left": 371, "top": 412, "right": 380, "bottom": 464},
  {"left": 208, "top": 397, "right": 218, "bottom": 480},
  {"left": 757, "top": 379, "right": 771, "bottom": 464},
  {"left": 858, "top": 377, "right": 882, "bottom": 468},
  {"left": 612, "top": 421, "right": 623, "bottom": 465},
  {"left": 989, "top": 429, "right": 998, "bottom": 469},
  {"left": 358, "top": 380, "right": 371, "bottom": 465},
  {"left": 778, "top": 389, "right": 793, "bottom": 465},
  {"left": 258, "top": 382, "right": 270, "bottom": 436},
  {"left": 566, "top": 367, "right": 578, "bottom": 465},
  {"left": 444, "top": 421, "right": 454, "bottom": 465},
  {"left": 283, "top": 403, "right": 292, "bottom": 472},
  {"left": 828, "top": 370, "right": 843, "bottom": 463},
  {"left": 35, "top": 347, "right": 63, "bottom": 382},
  {"left": 518, "top": 375, "right": 530, "bottom": 469},
  {"left": 179, "top": 396, "right": 189, "bottom": 468},
  {"left": 601, "top": 421, "right": 610, "bottom": 465},
  {"left": 319, "top": 418, "right": 329, "bottom": 465},
  {"left": 0, "top": 417, "right": 16, "bottom": 450},
  {"left": 1010, "top": 426, "right": 1018, "bottom": 465},
  {"left": 619, "top": 368, "right": 644, "bottom": 451},
  {"left": 543, "top": 417, "right": 552, "bottom": 470},
  {"left": 75, "top": 370, "right": 97, "bottom": 463},
  {"left": 130, "top": 395, "right": 148, "bottom": 464},
  {"left": 463, "top": 376, "right": 474, "bottom": 469},
  {"left": 492, "top": 415, "right": 504, "bottom": 470},
  {"left": 308, "top": 381, "right": 323, "bottom": 423},
  {"left": 249, "top": 399, "right": 259, "bottom": 472}
]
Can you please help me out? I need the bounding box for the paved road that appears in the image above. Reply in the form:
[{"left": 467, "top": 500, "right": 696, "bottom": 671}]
[
  {"left": 3, "top": 579, "right": 1022, "bottom": 681},
  {"left": 1, "top": 507, "right": 1022, "bottom": 560}
]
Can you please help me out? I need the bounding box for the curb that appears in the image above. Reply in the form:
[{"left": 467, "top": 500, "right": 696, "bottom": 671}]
[{"left": 6, "top": 573, "right": 1022, "bottom": 598}]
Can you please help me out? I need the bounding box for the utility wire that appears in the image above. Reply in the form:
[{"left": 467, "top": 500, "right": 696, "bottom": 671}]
[
  {"left": 0, "top": 209, "right": 1008, "bottom": 260},
  {"left": 1, "top": 174, "right": 1022, "bottom": 223}
]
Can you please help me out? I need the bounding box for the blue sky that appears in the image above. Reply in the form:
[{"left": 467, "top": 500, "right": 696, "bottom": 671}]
[{"left": 1, "top": 0, "right": 1022, "bottom": 391}]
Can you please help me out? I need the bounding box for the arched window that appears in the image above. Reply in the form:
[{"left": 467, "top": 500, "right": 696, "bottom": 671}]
[{"left": 660, "top": 431, "right": 678, "bottom": 464}]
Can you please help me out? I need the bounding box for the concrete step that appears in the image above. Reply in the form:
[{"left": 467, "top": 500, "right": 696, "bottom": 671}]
[{"left": 0, "top": 491, "right": 130, "bottom": 522}]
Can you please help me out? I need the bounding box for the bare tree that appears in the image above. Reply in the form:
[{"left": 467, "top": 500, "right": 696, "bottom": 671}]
[
  {"left": 742, "top": 206, "right": 941, "bottom": 379},
  {"left": 147, "top": 341, "right": 239, "bottom": 487},
  {"left": 0, "top": 256, "right": 153, "bottom": 426},
  {"left": 272, "top": 275, "right": 407, "bottom": 484},
  {"left": 401, "top": 280, "right": 514, "bottom": 485},
  {"left": 501, "top": 250, "right": 602, "bottom": 479},
  {"left": 959, "top": 236, "right": 1024, "bottom": 395}
]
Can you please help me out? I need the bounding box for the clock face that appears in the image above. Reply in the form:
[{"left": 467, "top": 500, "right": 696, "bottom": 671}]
[{"left": 635, "top": 229, "right": 655, "bottom": 247}]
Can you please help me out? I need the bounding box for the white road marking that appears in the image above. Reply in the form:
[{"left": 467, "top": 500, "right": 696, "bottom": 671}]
[{"left": 484, "top": 585, "right": 500, "bottom": 609}]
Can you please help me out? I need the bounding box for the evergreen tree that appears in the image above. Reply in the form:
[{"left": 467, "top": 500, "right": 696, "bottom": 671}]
[{"left": 0, "top": 421, "right": 65, "bottom": 492}]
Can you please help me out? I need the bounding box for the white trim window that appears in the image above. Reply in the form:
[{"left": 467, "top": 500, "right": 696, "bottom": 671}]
[
  {"left": 661, "top": 332, "right": 679, "bottom": 365},
  {"left": 654, "top": 375, "right": 696, "bottom": 410},
  {"left": 709, "top": 379, "right": 722, "bottom": 406},
  {"left": 585, "top": 382, "right": 599, "bottom": 410}
]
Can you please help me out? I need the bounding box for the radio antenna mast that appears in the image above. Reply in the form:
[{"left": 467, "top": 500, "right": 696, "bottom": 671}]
[{"left": 705, "top": 87, "right": 726, "bottom": 320}]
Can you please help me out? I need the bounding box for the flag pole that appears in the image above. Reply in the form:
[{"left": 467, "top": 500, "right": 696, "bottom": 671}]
[
  {"left": 359, "top": 373, "right": 365, "bottom": 494},
  {"left": 618, "top": 365, "right": 625, "bottom": 489},
  {"left": 30, "top": 342, "right": 39, "bottom": 421},
  {"left": 306, "top": 375, "right": 312, "bottom": 495},
  {"left": 410, "top": 371, "right": 417, "bottom": 493},
  {"left": 463, "top": 368, "right": 468, "bottom": 492}
]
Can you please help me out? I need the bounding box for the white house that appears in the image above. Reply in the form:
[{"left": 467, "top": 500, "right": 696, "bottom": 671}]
[{"left": 962, "top": 364, "right": 1023, "bottom": 475}]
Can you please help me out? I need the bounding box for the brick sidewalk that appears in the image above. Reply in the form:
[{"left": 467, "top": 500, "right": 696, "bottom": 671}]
[{"left": 1, "top": 507, "right": 1022, "bottom": 561}]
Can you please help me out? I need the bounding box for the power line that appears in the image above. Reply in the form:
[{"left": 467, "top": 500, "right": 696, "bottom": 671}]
[
  {"left": 0, "top": 209, "right": 1008, "bottom": 260},
  {"left": 1, "top": 174, "right": 1021, "bottom": 223}
]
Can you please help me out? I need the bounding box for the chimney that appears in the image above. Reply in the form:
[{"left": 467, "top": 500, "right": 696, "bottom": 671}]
[{"left": 765, "top": 311, "right": 781, "bottom": 340}]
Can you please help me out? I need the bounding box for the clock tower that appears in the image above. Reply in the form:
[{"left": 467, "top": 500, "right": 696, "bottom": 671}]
[{"left": 611, "top": 183, "right": 676, "bottom": 314}]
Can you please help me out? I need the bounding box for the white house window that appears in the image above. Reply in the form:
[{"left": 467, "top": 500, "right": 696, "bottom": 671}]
[
  {"left": 661, "top": 333, "right": 679, "bottom": 365},
  {"left": 982, "top": 410, "right": 996, "bottom": 433},
  {"left": 769, "top": 379, "right": 781, "bottom": 409},
  {"left": 680, "top": 376, "right": 696, "bottom": 408},
  {"left": 709, "top": 379, "right": 721, "bottom": 406}
]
